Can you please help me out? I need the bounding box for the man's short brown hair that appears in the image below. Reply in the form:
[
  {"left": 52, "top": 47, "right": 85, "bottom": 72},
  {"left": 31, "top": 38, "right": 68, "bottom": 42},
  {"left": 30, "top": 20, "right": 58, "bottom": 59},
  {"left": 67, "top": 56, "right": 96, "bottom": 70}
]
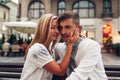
[{"left": 58, "top": 11, "right": 80, "bottom": 26}]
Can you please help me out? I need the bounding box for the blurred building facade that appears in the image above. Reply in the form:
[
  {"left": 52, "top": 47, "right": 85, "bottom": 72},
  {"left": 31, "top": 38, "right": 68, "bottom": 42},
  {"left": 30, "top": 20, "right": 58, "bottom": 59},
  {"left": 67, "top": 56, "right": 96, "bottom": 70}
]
[
  {"left": 0, "top": 0, "right": 18, "bottom": 35},
  {"left": 6, "top": 1, "right": 18, "bottom": 21},
  {"left": 0, "top": 3, "right": 9, "bottom": 34},
  {"left": 18, "top": 0, "right": 120, "bottom": 44}
]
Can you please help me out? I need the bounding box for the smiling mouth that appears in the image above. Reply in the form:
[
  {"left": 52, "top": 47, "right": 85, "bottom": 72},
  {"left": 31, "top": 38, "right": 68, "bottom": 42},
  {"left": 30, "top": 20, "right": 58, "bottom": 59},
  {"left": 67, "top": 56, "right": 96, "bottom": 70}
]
[{"left": 53, "top": 34, "right": 58, "bottom": 37}]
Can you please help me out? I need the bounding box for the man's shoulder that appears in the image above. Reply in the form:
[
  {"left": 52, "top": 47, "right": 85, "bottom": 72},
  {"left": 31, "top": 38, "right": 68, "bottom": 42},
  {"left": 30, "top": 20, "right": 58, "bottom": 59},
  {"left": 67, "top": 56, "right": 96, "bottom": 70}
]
[{"left": 81, "top": 38, "right": 99, "bottom": 46}]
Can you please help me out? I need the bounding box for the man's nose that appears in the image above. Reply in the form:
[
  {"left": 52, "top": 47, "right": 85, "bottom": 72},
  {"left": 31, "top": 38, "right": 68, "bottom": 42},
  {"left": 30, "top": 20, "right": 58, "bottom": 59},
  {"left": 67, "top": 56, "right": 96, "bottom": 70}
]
[{"left": 61, "top": 28, "right": 65, "bottom": 34}]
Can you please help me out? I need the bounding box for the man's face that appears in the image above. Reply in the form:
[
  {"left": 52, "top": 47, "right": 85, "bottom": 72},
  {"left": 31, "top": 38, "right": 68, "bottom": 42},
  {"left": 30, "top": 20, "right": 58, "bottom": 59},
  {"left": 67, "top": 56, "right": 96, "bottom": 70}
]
[{"left": 59, "top": 18, "right": 77, "bottom": 42}]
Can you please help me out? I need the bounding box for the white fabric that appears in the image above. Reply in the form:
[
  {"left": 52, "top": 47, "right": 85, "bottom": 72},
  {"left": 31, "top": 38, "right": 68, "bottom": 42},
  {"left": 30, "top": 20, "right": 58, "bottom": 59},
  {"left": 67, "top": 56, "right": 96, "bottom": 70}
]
[
  {"left": 3, "top": 21, "right": 37, "bottom": 33},
  {"left": 20, "top": 43, "right": 54, "bottom": 80},
  {"left": 55, "top": 38, "right": 108, "bottom": 80}
]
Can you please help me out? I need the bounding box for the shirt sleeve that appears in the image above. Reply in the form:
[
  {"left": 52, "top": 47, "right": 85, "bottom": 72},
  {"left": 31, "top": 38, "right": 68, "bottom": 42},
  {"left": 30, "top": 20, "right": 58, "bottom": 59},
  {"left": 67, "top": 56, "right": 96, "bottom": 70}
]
[
  {"left": 66, "top": 42, "right": 101, "bottom": 80},
  {"left": 28, "top": 44, "right": 54, "bottom": 68},
  {"left": 55, "top": 43, "right": 66, "bottom": 58}
]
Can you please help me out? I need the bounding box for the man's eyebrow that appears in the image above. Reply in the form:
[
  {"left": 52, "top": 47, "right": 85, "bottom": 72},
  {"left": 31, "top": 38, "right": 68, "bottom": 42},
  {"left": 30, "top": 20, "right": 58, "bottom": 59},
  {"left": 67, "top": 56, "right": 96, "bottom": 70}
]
[{"left": 65, "top": 25, "right": 72, "bottom": 27}]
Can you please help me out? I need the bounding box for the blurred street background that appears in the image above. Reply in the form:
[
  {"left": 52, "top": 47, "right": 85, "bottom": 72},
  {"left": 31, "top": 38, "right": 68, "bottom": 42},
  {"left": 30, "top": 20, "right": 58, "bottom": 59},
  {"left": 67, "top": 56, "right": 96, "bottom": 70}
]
[
  {"left": 0, "top": 0, "right": 120, "bottom": 80},
  {"left": 0, "top": 50, "right": 120, "bottom": 66}
]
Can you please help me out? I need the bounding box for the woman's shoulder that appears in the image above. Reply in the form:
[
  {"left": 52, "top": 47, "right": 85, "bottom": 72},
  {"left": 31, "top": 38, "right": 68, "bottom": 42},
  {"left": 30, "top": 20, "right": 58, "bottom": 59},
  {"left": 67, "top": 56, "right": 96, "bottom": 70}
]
[
  {"left": 28, "top": 43, "right": 50, "bottom": 57},
  {"left": 33, "top": 43, "right": 44, "bottom": 47},
  {"left": 30, "top": 43, "right": 47, "bottom": 52}
]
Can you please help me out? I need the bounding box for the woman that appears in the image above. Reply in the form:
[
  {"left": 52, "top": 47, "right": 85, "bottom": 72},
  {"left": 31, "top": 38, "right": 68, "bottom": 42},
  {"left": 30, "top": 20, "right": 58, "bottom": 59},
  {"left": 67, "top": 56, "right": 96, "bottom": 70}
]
[{"left": 20, "top": 13, "right": 78, "bottom": 80}]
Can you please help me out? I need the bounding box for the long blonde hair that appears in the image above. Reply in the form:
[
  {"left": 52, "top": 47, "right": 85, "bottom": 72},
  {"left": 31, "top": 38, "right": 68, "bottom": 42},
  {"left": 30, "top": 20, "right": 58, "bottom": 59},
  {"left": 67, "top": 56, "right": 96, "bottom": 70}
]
[{"left": 25, "top": 13, "right": 58, "bottom": 59}]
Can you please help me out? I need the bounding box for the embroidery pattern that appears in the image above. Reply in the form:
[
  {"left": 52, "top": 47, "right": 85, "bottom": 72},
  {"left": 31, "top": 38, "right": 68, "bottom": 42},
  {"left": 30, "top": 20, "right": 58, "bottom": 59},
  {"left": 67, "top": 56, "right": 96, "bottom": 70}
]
[
  {"left": 38, "top": 47, "right": 48, "bottom": 56},
  {"left": 33, "top": 54, "right": 38, "bottom": 58}
]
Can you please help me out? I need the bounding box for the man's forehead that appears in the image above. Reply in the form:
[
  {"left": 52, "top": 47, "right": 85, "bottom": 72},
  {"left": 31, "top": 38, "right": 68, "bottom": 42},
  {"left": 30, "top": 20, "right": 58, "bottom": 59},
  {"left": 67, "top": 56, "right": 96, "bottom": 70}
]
[
  {"left": 60, "top": 18, "right": 73, "bottom": 22},
  {"left": 60, "top": 19, "right": 74, "bottom": 26}
]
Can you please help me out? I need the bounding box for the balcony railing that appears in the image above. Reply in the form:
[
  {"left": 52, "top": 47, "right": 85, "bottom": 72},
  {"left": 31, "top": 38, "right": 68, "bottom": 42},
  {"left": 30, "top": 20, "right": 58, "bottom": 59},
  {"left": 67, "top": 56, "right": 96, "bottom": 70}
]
[
  {"left": 0, "top": 62, "right": 120, "bottom": 79},
  {"left": 101, "top": 13, "right": 113, "bottom": 21},
  {"left": 101, "top": 13, "right": 113, "bottom": 18}
]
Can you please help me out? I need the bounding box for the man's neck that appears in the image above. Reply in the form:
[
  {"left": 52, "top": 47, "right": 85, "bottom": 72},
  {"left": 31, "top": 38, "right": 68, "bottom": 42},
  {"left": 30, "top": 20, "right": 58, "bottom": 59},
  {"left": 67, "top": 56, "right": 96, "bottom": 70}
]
[{"left": 65, "top": 37, "right": 81, "bottom": 46}]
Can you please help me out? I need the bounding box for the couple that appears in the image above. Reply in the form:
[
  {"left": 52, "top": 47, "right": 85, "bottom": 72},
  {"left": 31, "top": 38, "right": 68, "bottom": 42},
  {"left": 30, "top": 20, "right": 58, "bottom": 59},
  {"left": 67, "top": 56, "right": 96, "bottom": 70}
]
[{"left": 20, "top": 11, "right": 107, "bottom": 80}]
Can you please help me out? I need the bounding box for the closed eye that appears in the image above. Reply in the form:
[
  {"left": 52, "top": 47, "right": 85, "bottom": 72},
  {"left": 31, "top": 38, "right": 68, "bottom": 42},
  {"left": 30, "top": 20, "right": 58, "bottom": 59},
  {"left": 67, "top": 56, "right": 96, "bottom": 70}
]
[
  {"left": 58, "top": 25, "right": 72, "bottom": 31},
  {"left": 65, "top": 25, "right": 71, "bottom": 29},
  {"left": 51, "top": 25, "right": 57, "bottom": 29}
]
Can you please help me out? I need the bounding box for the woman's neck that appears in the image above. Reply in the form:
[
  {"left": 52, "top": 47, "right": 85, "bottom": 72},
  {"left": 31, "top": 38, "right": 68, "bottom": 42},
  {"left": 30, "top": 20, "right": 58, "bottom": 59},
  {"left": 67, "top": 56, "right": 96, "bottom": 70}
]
[
  {"left": 44, "top": 41, "right": 52, "bottom": 54},
  {"left": 44, "top": 41, "right": 51, "bottom": 49}
]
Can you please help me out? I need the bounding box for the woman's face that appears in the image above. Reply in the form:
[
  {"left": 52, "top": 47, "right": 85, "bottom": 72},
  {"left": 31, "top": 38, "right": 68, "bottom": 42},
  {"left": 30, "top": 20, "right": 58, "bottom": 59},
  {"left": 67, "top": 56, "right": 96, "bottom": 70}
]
[{"left": 50, "top": 19, "right": 59, "bottom": 41}]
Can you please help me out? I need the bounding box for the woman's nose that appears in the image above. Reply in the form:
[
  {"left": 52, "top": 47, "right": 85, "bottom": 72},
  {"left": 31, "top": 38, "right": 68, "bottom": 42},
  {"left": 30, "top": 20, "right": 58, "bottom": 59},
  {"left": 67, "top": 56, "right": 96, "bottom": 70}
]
[{"left": 56, "top": 28, "right": 59, "bottom": 33}]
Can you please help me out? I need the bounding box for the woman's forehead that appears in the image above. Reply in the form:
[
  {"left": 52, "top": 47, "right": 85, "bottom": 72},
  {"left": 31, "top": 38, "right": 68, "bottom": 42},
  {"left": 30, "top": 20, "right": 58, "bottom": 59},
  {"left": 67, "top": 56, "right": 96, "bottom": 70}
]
[{"left": 52, "top": 18, "right": 58, "bottom": 24}]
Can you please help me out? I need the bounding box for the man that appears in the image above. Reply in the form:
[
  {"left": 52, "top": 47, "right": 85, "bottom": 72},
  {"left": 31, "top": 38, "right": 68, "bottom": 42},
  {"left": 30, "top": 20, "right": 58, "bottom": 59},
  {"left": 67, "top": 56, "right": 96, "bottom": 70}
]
[{"left": 55, "top": 11, "right": 107, "bottom": 80}]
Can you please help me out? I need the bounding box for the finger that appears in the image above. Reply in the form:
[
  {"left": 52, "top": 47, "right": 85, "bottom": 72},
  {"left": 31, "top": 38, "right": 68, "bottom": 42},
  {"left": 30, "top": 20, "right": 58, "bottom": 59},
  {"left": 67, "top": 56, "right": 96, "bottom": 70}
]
[
  {"left": 75, "top": 28, "right": 79, "bottom": 37},
  {"left": 70, "top": 32, "right": 73, "bottom": 37},
  {"left": 74, "top": 37, "right": 76, "bottom": 41},
  {"left": 73, "top": 28, "right": 77, "bottom": 36}
]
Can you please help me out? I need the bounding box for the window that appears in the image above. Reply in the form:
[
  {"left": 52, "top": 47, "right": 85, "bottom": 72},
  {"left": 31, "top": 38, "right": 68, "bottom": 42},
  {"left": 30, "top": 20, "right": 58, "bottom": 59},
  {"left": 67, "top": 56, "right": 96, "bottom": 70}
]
[
  {"left": 57, "top": 0, "right": 65, "bottom": 16},
  {"left": 102, "top": 0, "right": 112, "bottom": 17},
  {"left": 3, "top": 12, "right": 6, "bottom": 20},
  {"left": 73, "top": 0, "right": 95, "bottom": 18},
  {"left": 28, "top": 1, "right": 45, "bottom": 19}
]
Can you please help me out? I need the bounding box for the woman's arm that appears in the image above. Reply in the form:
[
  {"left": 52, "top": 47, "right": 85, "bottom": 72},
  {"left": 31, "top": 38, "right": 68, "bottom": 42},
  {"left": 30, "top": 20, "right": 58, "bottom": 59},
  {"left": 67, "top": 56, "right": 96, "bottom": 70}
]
[
  {"left": 43, "top": 44, "right": 72, "bottom": 76},
  {"left": 43, "top": 29, "right": 79, "bottom": 76}
]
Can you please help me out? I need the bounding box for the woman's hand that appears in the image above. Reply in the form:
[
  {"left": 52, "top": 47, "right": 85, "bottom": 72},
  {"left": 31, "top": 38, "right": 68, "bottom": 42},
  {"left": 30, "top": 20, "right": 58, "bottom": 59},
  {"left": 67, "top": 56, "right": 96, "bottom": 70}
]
[{"left": 67, "top": 28, "right": 79, "bottom": 45}]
